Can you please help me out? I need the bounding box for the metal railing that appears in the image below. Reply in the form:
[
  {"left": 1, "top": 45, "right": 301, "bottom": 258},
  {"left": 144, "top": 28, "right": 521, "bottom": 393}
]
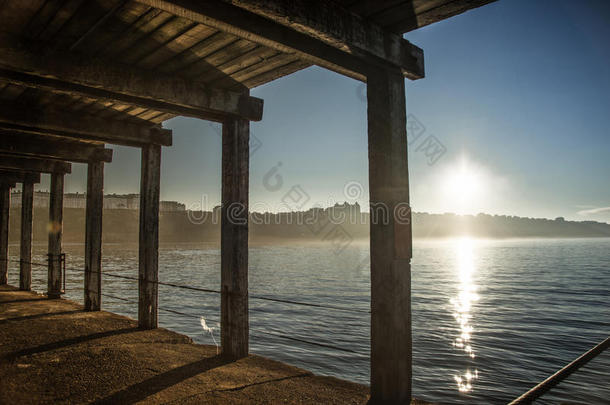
[{"left": 509, "top": 336, "right": 610, "bottom": 404}]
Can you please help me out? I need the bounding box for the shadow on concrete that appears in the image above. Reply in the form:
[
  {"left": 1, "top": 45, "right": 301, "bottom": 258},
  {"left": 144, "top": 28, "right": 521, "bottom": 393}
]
[
  {"left": 1, "top": 326, "right": 139, "bottom": 361},
  {"left": 0, "top": 298, "right": 52, "bottom": 304},
  {"left": 93, "top": 354, "right": 230, "bottom": 404},
  {"left": 213, "top": 372, "right": 311, "bottom": 393},
  {"left": 0, "top": 309, "right": 83, "bottom": 325}
]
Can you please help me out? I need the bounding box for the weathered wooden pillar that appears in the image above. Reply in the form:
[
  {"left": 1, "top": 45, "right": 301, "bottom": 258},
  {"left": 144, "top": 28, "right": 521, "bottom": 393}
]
[
  {"left": 85, "top": 161, "right": 104, "bottom": 310},
  {"left": 138, "top": 144, "right": 160, "bottom": 329},
  {"left": 0, "top": 183, "right": 11, "bottom": 285},
  {"left": 48, "top": 173, "right": 64, "bottom": 298},
  {"left": 20, "top": 181, "right": 34, "bottom": 291},
  {"left": 367, "top": 67, "right": 413, "bottom": 404},
  {"left": 221, "top": 117, "right": 249, "bottom": 359}
]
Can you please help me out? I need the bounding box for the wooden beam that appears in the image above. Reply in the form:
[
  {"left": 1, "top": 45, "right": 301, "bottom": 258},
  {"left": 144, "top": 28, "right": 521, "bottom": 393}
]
[
  {"left": 0, "top": 183, "right": 9, "bottom": 285},
  {"left": 221, "top": 116, "right": 250, "bottom": 359},
  {"left": 367, "top": 67, "right": 412, "bottom": 403},
  {"left": 0, "top": 102, "right": 172, "bottom": 147},
  {"left": 0, "top": 154, "right": 71, "bottom": 174},
  {"left": 137, "top": 0, "right": 370, "bottom": 81},
  {"left": 139, "top": 144, "right": 161, "bottom": 329},
  {"left": 47, "top": 173, "right": 64, "bottom": 299},
  {"left": 20, "top": 180, "right": 34, "bottom": 291},
  {"left": 85, "top": 161, "right": 104, "bottom": 311},
  {"left": 0, "top": 169, "right": 41, "bottom": 184},
  {"left": 390, "top": 0, "right": 497, "bottom": 33},
  {"left": 0, "top": 34, "right": 264, "bottom": 121},
  {"left": 0, "top": 133, "right": 113, "bottom": 163},
  {"left": 219, "top": 0, "right": 424, "bottom": 80}
]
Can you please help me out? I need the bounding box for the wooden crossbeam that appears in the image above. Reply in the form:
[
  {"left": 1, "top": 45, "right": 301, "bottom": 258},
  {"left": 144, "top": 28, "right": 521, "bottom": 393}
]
[
  {"left": 0, "top": 101, "right": 172, "bottom": 147},
  {"left": 221, "top": 0, "right": 424, "bottom": 79},
  {"left": 137, "top": 0, "right": 424, "bottom": 81},
  {"left": 387, "top": 0, "right": 497, "bottom": 33},
  {"left": 0, "top": 34, "right": 264, "bottom": 122},
  {"left": 0, "top": 154, "right": 72, "bottom": 174},
  {"left": 0, "top": 169, "right": 41, "bottom": 184},
  {"left": 0, "top": 133, "right": 113, "bottom": 163}
]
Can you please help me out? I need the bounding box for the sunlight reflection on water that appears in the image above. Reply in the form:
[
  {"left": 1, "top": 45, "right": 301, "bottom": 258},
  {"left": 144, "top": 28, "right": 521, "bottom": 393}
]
[{"left": 451, "top": 237, "right": 480, "bottom": 393}]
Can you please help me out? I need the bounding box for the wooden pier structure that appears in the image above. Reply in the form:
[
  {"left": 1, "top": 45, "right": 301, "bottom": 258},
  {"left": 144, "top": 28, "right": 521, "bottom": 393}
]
[{"left": 0, "top": 1, "right": 493, "bottom": 403}]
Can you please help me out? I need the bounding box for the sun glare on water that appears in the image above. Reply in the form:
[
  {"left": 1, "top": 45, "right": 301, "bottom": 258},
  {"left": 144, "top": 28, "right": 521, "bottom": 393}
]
[{"left": 451, "top": 237, "right": 480, "bottom": 394}]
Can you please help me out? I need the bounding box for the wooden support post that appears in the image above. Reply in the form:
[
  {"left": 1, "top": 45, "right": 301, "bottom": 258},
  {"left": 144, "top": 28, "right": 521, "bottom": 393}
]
[
  {"left": 47, "top": 173, "right": 64, "bottom": 298},
  {"left": 367, "top": 67, "right": 413, "bottom": 404},
  {"left": 138, "top": 144, "right": 161, "bottom": 329},
  {"left": 85, "top": 161, "right": 104, "bottom": 310},
  {"left": 0, "top": 183, "right": 10, "bottom": 285},
  {"left": 221, "top": 117, "right": 249, "bottom": 360},
  {"left": 19, "top": 181, "right": 34, "bottom": 290}
]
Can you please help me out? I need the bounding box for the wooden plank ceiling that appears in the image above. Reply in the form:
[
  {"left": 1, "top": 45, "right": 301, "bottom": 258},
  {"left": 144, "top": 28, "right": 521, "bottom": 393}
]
[{"left": 0, "top": 0, "right": 492, "bottom": 126}]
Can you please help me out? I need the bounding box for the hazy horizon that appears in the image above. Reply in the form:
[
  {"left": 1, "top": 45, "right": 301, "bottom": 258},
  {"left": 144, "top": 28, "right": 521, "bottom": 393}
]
[{"left": 9, "top": 188, "right": 610, "bottom": 225}]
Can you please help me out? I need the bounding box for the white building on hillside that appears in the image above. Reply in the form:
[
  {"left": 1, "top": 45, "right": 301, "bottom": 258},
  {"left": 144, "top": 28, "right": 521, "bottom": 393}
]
[{"left": 10, "top": 191, "right": 185, "bottom": 212}]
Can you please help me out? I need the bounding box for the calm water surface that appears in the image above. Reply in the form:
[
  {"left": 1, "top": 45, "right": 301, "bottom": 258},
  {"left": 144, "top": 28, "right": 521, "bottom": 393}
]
[{"left": 7, "top": 238, "right": 610, "bottom": 404}]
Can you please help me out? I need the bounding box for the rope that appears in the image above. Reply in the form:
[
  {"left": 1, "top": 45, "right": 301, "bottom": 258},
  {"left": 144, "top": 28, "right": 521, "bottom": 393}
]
[
  {"left": 249, "top": 293, "right": 369, "bottom": 314},
  {"left": 254, "top": 329, "right": 367, "bottom": 356},
  {"left": 99, "top": 292, "right": 368, "bottom": 357},
  {"left": 10, "top": 258, "right": 367, "bottom": 314},
  {"left": 8, "top": 257, "right": 371, "bottom": 356},
  {"left": 100, "top": 292, "right": 134, "bottom": 303}
]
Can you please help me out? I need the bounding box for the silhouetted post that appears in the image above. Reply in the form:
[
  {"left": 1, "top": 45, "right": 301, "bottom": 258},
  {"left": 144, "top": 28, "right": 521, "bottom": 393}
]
[
  {"left": 0, "top": 183, "right": 11, "bottom": 285},
  {"left": 85, "top": 161, "right": 104, "bottom": 310},
  {"left": 367, "top": 67, "right": 412, "bottom": 404},
  {"left": 221, "top": 117, "right": 249, "bottom": 359},
  {"left": 48, "top": 173, "right": 64, "bottom": 298},
  {"left": 138, "top": 144, "right": 160, "bottom": 329},
  {"left": 20, "top": 181, "right": 34, "bottom": 291}
]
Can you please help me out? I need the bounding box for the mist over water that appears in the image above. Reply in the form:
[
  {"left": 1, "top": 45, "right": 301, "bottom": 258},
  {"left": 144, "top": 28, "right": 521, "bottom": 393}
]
[{"left": 7, "top": 238, "right": 609, "bottom": 404}]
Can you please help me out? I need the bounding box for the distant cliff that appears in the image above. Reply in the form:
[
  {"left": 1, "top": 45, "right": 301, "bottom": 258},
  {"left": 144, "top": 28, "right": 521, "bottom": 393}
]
[{"left": 7, "top": 208, "right": 610, "bottom": 244}]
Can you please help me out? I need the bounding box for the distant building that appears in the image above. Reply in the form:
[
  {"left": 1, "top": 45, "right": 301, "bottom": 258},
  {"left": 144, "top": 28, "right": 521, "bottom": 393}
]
[
  {"left": 104, "top": 193, "right": 140, "bottom": 210},
  {"left": 66, "top": 193, "right": 87, "bottom": 209},
  {"left": 10, "top": 191, "right": 185, "bottom": 212},
  {"left": 326, "top": 202, "right": 361, "bottom": 223},
  {"left": 10, "top": 190, "right": 51, "bottom": 208},
  {"left": 326, "top": 202, "right": 360, "bottom": 218},
  {"left": 160, "top": 200, "right": 186, "bottom": 212}
]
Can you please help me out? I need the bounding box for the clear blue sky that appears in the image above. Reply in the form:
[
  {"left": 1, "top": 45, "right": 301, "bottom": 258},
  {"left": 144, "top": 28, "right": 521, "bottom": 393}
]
[{"left": 53, "top": 0, "right": 610, "bottom": 222}]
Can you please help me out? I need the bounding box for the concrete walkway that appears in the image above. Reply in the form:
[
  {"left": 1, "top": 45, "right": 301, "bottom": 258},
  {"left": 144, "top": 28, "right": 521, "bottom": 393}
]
[{"left": 0, "top": 285, "right": 430, "bottom": 404}]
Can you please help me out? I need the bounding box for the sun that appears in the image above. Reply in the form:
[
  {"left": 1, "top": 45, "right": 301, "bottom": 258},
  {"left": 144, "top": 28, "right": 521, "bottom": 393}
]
[{"left": 441, "top": 159, "right": 487, "bottom": 215}]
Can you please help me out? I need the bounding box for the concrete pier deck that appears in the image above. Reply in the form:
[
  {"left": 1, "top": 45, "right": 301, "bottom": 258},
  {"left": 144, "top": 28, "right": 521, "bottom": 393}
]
[{"left": 0, "top": 285, "right": 429, "bottom": 404}]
